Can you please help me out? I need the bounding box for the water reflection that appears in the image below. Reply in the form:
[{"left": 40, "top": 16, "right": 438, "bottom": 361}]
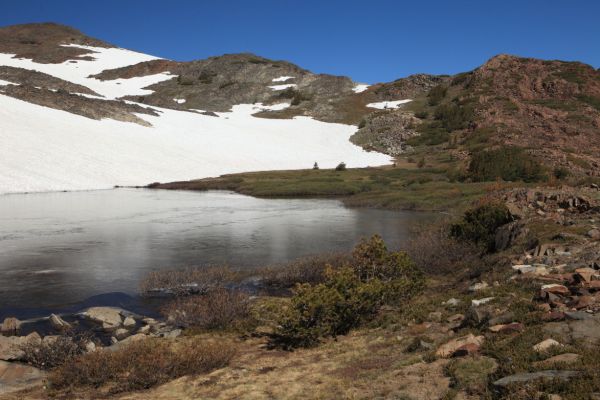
[{"left": 0, "top": 189, "right": 435, "bottom": 309}]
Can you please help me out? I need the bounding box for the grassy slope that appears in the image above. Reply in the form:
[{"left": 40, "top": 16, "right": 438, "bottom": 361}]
[{"left": 149, "top": 165, "right": 502, "bottom": 212}]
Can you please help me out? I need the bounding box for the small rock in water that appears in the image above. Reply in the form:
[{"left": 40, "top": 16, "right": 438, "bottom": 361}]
[
  {"left": 1, "top": 318, "right": 21, "bottom": 336},
  {"left": 82, "top": 307, "right": 123, "bottom": 331},
  {"left": 49, "top": 314, "right": 71, "bottom": 331}
]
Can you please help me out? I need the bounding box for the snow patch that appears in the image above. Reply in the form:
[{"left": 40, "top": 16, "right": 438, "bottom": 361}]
[
  {"left": 173, "top": 98, "right": 186, "bottom": 104},
  {"left": 0, "top": 95, "right": 390, "bottom": 194},
  {"left": 0, "top": 79, "right": 17, "bottom": 86},
  {"left": 0, "top": 46, "right": 174, "bottom": 99},
  {"left": 352, "top": 84, "right": 369, "bottom": 93},
  {"left": 367, "top": 99, "right": 412, "bottom": 109},
  {"left": 272, "top": 76, "right": 294, "bottom": 82},
  {"left": 269, "top": 84, "right": 297, "bottom": 91}
]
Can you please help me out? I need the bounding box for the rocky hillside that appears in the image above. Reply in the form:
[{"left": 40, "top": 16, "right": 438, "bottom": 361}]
[
  {"left": 0, "top": 23, "right": 393, "bottom": 193},
  {"left": 355, "top": 55, "right": 600, "bottom": 177}
]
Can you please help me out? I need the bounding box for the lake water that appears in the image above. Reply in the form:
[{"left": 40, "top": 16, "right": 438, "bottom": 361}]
[{"left": 0, "top": 189, "right": 435, "bottom": 316}]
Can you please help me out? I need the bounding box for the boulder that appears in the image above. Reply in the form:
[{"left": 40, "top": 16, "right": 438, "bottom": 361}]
[
  {"left": 575, "top": 267, "right": 599, "bottom": 283},
  {"left": 443, "top": 298, "right": 461, "bottom": 307},
  {"left": 587, "top": 229, "right": 600, "bottom": 240},
  {"left": 488, "top": 322, "right": 524, "bottom": 333},
  {"left": 541, "top": 284, "right": 570, "bottom": 296},
  {"left": 534, "top": 353, "right": 581, "bottom": 367},
  {"left": 471, "top": 297, "right": 494, "bottom": 307},
  {"left": 533, "top": 338, "right": 562, "bottom": 353},
  {"left": 493, "top": 370, "right": 578, "bottom": 387},
  {"left": 48, "top": 313, "right": 71, "bottom": 331},
  {"left": 114, "top": 328, "right": 130, "bottom": 341},
  {"left": 82, "top": 307, "right": 123, "bottom": 331},
  {"left": 0, "top": 332, "right": 41, "bottom": 361},
  {"left": 123, "top": 316, "right": 136, "bottom": 328},
  {"left": 0, "top": 360, "right": 46, "bottom": 395},
  {"left": 0, "top": 318, "right": 21, "bottom": 336},
  {"left": 137, "top": 325, "right": 151, "bottom": 334},
  {"left": 435, "top": 334, "right": 485, "bottom": 358},
  {"left": 469, "top": 282, "right": 488, "bottom": 292}
]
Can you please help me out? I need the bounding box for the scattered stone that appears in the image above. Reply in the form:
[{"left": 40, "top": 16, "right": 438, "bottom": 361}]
[
  {"left": 428, "top": 311, "right": 442, "bottom": 322},
  {"left": 533, "top": 338, "right": 562, "bottom": 353},
  {"left": 137, "top": 324, "right": 151, "bottom": 334},
  {"left": 110, "top": 336, "right": 118, "bottom": 345},
  {"left": 82, "top": 307, "right": 123, "bottom": 331},
  {"left": 565, "top": 311, "right": 593, "bottom": 320},
  {"left": 159, "top": 328, "right": 182, "bottom": 339},
  {"left": 0, "top": 360, "right": 46, "bottom": 395},
  {"left": 542, "top": 311, "right": 566, "bottom": 322},
  {"left": 114, "top": 328, "right": 130, "bottom": 341},
  {"left": 123, "top": 316, "right": 136, "bottom": 328},
  {"left": 488, "top": 312, "right": 515, "bottom": 326},
  {"left": 493, "top": 370, "right": 579, "bottom": 387},
  {"left": 0, "top": 332, "right": 41, "bottom": 361},
  {"left": 541, "top": 284, "right": 570, "bottom": 296},
  {"left": 108, "top": 333, "right": 148, "bottom": 351},
  {"left": 443, "top": 298, "right": 461, "bottom": 307},
  {"left": 42, "top": 335, "right": 60, "bottom": 345},
  {"left": 469, "top": 282, "right": 488, "bottom": 292},
  {"left": 488, "top": 322, "right": 524, "bottom": 333},
  {"left": 84, "top": 341, "right": 96, "bottom": 352},
  {"left": 534, "top": 353, "right": 581, "bottom": 367},
  {"left": 471, "top": 297, "right": 494, "bottom": 307},
  {"left": 0, "top": 318, "right": 21, "bottom": 336},
  {"left": 48, "top": 313, "right": 71, "bottom": 331},
  {"left": 435, "top": 334, "right": 484, "bottom": 358},
  {"left": 587, "top": 229, "right": 600, "bottom": 240},
  {"left": 575, "top": 267, "right": 599, "bottom": 283}
]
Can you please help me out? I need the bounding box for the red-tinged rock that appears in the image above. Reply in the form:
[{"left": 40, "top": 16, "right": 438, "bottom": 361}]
[
  {"left": 436, "top": 334, "right": 484, "bottom": 358},
  {"left": 575, "top": 268, "right": 598, "bottom": 283},
  {"left": 584, "top": 281, "right": 600, "bottom": 290},
  {"left": 541, "top": 284, "right": 570, "bottom": 296},
  {"left": 489, "top": 322, "right": 524, "bottom": 333},
  {"left": 571, "top": 295, "right": 595, "bottom": 310}
]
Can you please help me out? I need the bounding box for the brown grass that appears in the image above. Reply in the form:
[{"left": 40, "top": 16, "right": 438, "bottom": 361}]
[
  {"left": 256, "top": 253, "right": 351, "bottom": 289},
  {"left": 49, "top": 337, "right": 235, "bottom": 394},
  {"left": 139, "top": 265, "right": 241, "bottom": 297},
  {"left": 161, "top": 288, "right": 252, "bottom": 331},
  {"left": 404, "top": 221, "right": 481, "bottom": 275}
]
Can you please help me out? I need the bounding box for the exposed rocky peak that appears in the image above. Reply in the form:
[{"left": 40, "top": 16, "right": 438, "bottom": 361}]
[
  {"left": 459, "top": 55, "right": 600, "bottom": 175},
  {"left": 368, "top": 73, "right": 451, "bottom": 101},
  {"left": 0, "top": 23, "right": 112, "bottom": 63},
  {"left": 0, "top": 84, "right": 158, "bottom": 126},
  {"left": 0, "top": 66, "right": 99, "bottom": 95}
]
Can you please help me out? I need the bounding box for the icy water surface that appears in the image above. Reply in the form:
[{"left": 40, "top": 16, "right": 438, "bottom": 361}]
[{"left": 0, "top": 189, "right": 435, "bottom": 315}]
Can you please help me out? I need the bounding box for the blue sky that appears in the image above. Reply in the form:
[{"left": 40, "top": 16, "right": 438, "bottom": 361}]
[{"left": 2, "top": 0, "right": 599, "bottom": 83}]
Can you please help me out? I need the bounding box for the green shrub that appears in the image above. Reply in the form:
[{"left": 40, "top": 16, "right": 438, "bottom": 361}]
[
  {"left": 414, "top": 110, "right": 429, "bottom": 119},
  {"left": 434, "top": 102, "right": 474, "bottom": 132},
  {"left": 335, "top": 162, "right": 347, "bottom": 171},
  {"left": 450, "top": 202, "right": 514, "bottom": 252},
  {"left": 427, "top": 85, "right": 448, "bottom": 106},
  {"left": 553, "top": 166, "right": 570, "bottom": 180},
  {"left": 273, "top": 236, "right": 424, "bottom": 348},
  {"left": 468, "top": 146, "right": 546, "bottom": 182}
]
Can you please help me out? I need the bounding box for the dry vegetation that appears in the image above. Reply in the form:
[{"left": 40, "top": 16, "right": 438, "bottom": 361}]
[{"left": 49, "top": 337, "right": 235, "bottom": 396}]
